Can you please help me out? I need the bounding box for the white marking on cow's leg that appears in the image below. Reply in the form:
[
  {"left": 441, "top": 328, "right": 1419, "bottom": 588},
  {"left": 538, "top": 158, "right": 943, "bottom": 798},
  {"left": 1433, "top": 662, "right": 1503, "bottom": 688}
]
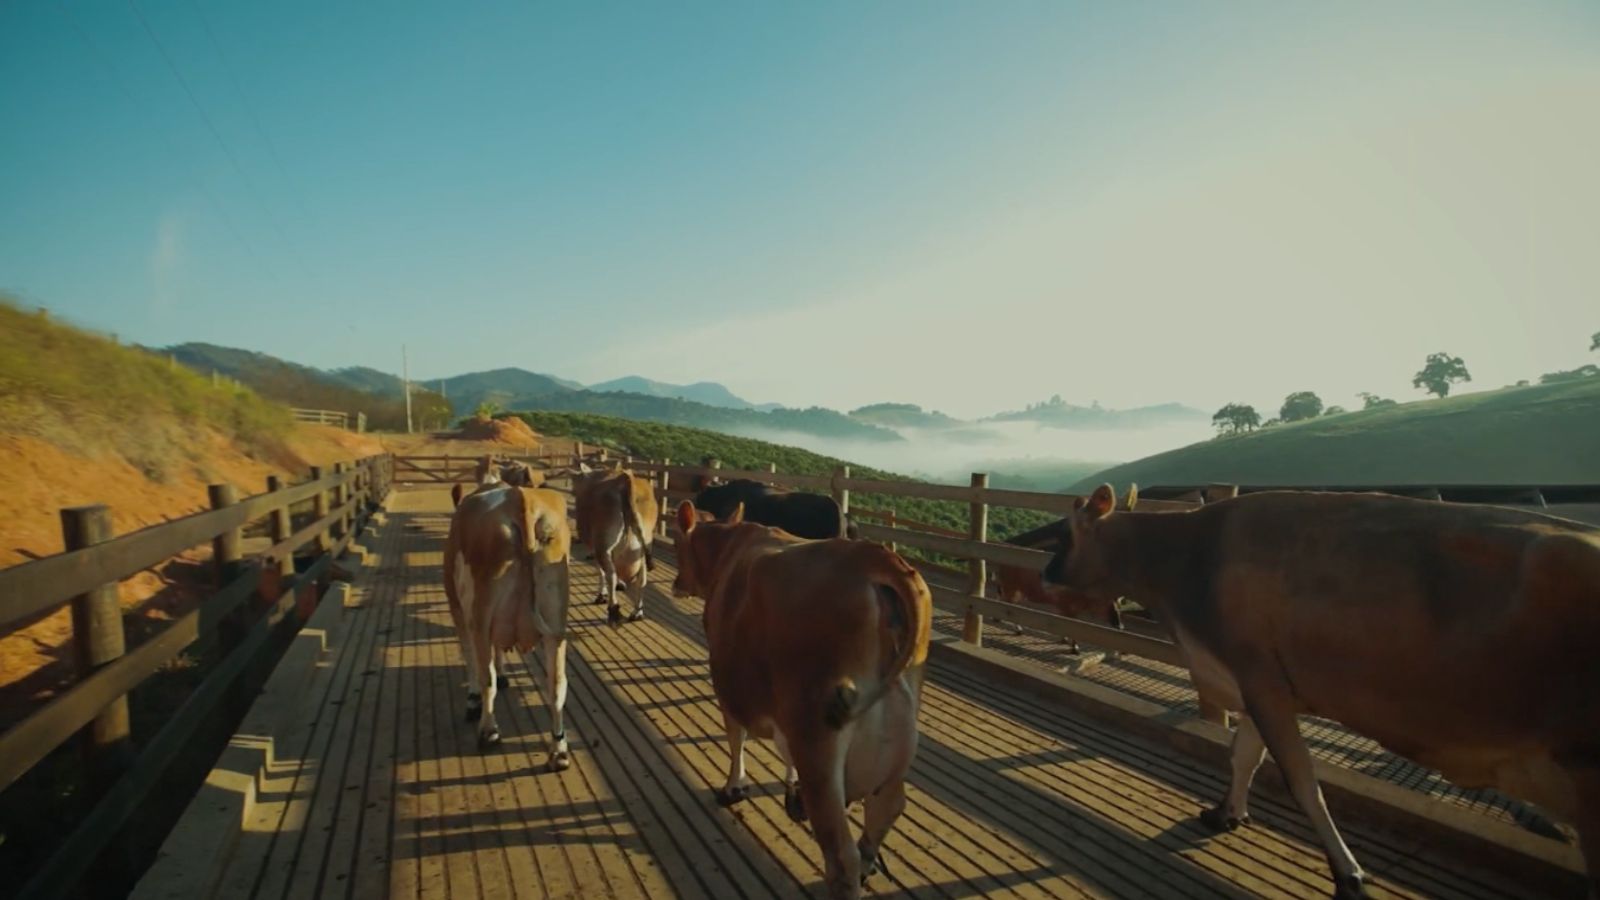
[
  {"left": 774, "top": 728, "right": 804, "bottom": 822},
  {"left": 858, "top": 776, "right": 907, "bottom": 884},
  {"left": 716, "top": 710, "right": 750, "bottom": 805},
  {"left": 625, "top": 566, "right": 646, "bottom": 622},
  {"left": 456, "top": 556, "right": 483, "bottom": 721},
  {"left": 1250, "top": 699, "right": 1365, "bottom": 897},
  {"left": 1202, "top": 714, "right": 1265, "bottom": 831},
  {"left": 545, "top": 633, "right": 570, "bottom": 771},
  {"left": 473, "top": 626, "right": 500, "bottom": 748},
  {"left": 494, "top": 647, "right": 509, "bottom": 691}
]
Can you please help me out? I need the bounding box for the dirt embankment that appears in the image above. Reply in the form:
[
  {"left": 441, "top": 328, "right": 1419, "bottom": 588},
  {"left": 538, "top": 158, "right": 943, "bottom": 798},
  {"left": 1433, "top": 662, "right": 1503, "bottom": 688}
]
[{"left": 0, "top": 423, "right": 383, "bottom": 720}]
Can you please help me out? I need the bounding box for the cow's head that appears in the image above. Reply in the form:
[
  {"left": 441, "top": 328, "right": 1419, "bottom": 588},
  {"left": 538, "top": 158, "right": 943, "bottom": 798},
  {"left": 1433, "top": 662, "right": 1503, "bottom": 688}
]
[
  {"left": 1041, "top": 483, "right": 1137, "bottom": 601},
  {"left": 499, "top": 461, "right": 540, "bottom": 487},
  {"left": 672, "top": 500, "right": 738, "bottom": 599}
]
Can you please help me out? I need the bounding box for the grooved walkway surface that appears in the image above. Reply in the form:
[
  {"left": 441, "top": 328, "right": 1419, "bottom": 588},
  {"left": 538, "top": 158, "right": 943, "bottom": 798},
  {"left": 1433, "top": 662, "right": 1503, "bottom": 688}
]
[{"left": 203, "top": 489, "right": 1547, "bottom": 899}]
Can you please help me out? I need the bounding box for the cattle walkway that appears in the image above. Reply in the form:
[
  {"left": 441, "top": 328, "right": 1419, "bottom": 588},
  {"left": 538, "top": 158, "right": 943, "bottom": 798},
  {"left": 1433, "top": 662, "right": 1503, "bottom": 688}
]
[{"left": 141, "top": 488, "right": 1554, "bottom": 899}]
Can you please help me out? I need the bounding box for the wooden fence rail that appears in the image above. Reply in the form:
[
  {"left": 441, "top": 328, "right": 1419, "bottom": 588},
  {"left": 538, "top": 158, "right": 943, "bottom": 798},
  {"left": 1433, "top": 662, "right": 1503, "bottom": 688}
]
[{"left": 0, "top": 453, "right": 394, "bottom": 899}]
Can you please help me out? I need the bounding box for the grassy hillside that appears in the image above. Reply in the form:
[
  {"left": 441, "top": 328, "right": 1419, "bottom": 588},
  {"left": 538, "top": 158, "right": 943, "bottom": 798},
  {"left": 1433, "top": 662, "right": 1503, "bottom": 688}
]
[
  {"left": 165, "top": 342, "right": 451, "bottom": 431},
  {"left": 2, "top": 302, "right": 293, "bottom": 476},
  {"left": 523, "top": 392, "right": 902, "bottom": 443},
  {"left": 512, "top": 411, "right": 1054, "bottom": 544},
  {"left": 1072, "top": 378, "right": 1600, "bottom": 492}
]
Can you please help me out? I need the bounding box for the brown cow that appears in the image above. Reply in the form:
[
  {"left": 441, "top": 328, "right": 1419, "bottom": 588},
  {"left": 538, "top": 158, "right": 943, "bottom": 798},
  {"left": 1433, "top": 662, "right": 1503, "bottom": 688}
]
[
  {"left": 443, "top": 484, "right": 574, "bottom": 769},
  {"left": 1042, "top": 485, "right": 1600, "bottom": 898},
  {"left": 451, "top": 456, "right": 542, "bottom": 508},
  {"left": 572, "top": 466, "right": 660, "bottom": 627},
  {"left": 672, "top": 501, "right": 932, "bottom": 899}
]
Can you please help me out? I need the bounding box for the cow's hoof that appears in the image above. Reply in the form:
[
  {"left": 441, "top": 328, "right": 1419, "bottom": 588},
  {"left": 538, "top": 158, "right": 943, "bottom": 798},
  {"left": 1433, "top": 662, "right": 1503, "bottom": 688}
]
[
  {"left": 496, "top": 674, "right": 509, "bottom": 691},
  {"left": 858, "top": 843, "right": 889, "bottom": 883},
  {"left": 627, "top": 609, "right": 645, "bottom": 623},
  {"left": 715, "top": 785, "right": 749, "bottom": 806},
  {"left": 594, "top": 593, "right": 607, "bottom": 605},
  {"left": 784, "top": 786, "right": 807, "bottom": 823},
  {"left": 1332, "top": 873, "right": 1367, "bottom": 900},
  {"left": 478, "top": 727, "right": 501, "bottom": 750},
  {"left": 547, "top": 750, "right": 572, "bottom": 773},
  {"left": 607, "top": 606, "right": 624, "bottom": 628},
  {"left": 1199, "top": 807, "right": 1249, "bottom": 832},
  {"left": 465, "top": 698, "right": 482, "bottom": 722}
]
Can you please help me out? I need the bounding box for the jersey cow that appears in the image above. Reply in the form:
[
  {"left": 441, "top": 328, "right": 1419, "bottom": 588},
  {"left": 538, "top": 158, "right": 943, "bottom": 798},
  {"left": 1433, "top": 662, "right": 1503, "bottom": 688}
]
[
  {"left": 451, "top": 456, "right": 541, "bottom": 508},
  {"left": 1042, "top": 485, "right": 1600, "bottom": 899},
  {"left": 443, "top": 483, "right": 574, "bottom": 770},
  {"left": 572, "top": 466, "right": 660, "bottom": 627},
  {"left": 693, "top": 478, "right": 857, "bottom": 540},
  {"left": 672, "top": 501, "right": 931, "bottom": 899},
  {"left": 991, "top": 490, "right": 1134, "bottom": 652}
]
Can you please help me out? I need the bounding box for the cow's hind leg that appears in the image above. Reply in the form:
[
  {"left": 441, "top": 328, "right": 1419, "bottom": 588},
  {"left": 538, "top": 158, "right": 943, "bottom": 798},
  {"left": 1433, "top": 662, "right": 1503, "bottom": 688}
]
[
  {"left": 795, "top": 737, "right": 859, "bottom": 899},
  {"left": 459, "top": 624, "right": 484, "bottom": 723},
  {"left": 774, "top": 728, "right": 804, "bottom": 822},
  {"left": 544, "top": 632, "right": 571, "bottom": 771},
  {"left": 494, "top": 647, "right": 509, "bottom": 691},
  {"left": 715, "top": 710, "right": 751, "bottom": 805},
  {"left": 473, "top": 628, "right": 500, "bottom": 748},
  {"left": 1201, "top": 713, "right": 1265, "bottom": 832},
  {"left": 1248, "top": 692, "right": 1365, "bottom": 898},
  {"left": 858, "top": 776, "right": 907, "bottom": 885},
  {"left": 625, "top": 565, "right": 646, "bottom": 623}
]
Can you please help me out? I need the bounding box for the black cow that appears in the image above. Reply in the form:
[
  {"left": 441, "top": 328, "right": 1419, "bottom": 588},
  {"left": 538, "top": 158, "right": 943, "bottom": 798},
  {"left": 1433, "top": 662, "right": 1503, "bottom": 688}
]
[{"left": 692, "top": 479, "right": 856, "bottom": 540}]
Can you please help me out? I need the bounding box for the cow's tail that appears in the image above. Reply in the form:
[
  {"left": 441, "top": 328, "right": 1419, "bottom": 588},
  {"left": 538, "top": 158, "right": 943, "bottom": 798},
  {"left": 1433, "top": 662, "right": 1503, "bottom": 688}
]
[
  {"left": 618, "top": 477, "right": 653, "bottom": 572},
  {"left": 518, "top": 493, "right": 566, "bottom": 640},
  {"left": 823, "top": 550, "right": 931, "bottom": 730}
]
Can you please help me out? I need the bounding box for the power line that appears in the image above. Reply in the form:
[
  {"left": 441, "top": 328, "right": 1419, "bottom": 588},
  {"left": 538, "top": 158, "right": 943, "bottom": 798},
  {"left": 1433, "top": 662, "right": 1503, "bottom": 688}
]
[
  {"left": 127, "top": 0, "right": 307, "bottom": 274},
  {"left": 187, "top": 0, "right": 313, "bottom": 226},
  {"left": 55, "top": 0, "right": 277, "bottom": 284}
]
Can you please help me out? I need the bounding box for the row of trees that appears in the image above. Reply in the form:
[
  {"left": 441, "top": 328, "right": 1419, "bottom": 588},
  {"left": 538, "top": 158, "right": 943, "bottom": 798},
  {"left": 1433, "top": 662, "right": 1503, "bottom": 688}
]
[
  {"left": 1213, "top": 351, "right": 1470, "bottom": 436},
  {"left": 1213, "top": 334, "right": 1600, "bottom": 438}
]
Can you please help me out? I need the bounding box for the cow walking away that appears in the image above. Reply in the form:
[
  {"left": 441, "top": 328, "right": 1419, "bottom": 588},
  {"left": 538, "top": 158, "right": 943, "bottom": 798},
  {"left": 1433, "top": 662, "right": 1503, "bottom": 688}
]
[
  {"left": 672, "top": 501, "right": 932, "bottom": 900},
  {"left": 693, "top": 478, "right": 856, "bottom": 539},
  {"left": 451, "top": 455, "right": 541, "bottom": 508},
  {"left": 444, "top": 483, "right": 574, "bottom": 770},
  {"left": 572, "top": 465, "right": 660, "bottom": 627},
  {"left": 1043, "top": 484, "right": 1600, "bottom": 898}
]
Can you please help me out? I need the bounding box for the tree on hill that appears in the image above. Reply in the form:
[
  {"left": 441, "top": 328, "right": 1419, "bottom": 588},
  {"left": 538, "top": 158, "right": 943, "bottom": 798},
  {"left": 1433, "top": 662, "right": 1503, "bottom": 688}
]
[
  {"left": 1591, "top": 330, "right": 1599, "bottom": 352},
  {"left": 1279, "top": 391, "right": 1324, "bottom": 422},
  {"left": 1359, "top": 392, "right": 1397, "bottom": 410},
  {"left": 1211, "top": 403, "right": 1261, "bottom": 436},
  {"left": 1413, "top": 352, "right": 1471, "bottom": 398},
  {"left": 1324, "top": 405, "right": 1347, "bottom": 416}
]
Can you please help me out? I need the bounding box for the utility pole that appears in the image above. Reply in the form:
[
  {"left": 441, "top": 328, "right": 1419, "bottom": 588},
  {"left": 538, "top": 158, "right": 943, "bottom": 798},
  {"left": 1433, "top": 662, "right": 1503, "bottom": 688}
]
[{"left": 402, "top": 344, "right": 413, "bottom": 434}]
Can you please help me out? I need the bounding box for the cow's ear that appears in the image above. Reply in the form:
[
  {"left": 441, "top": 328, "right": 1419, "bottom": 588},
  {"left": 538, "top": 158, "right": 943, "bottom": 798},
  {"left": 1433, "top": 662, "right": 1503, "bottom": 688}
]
[
  {"left": 676, "top": 501, "right": 697, "bottom": 534},
  {"left": 1122, "top": 483, "right": 1139, "bottom": 511},
  {"left": 729, "top": 502, "right": 744, "bottom": 524},
  {"left": 1084, "top": 484, "right": 1116, "bottom": 520}
]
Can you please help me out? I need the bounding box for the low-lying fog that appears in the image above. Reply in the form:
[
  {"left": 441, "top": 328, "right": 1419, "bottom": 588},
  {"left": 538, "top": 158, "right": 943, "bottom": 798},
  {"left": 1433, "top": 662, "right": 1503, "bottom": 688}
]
[{"left": 729, "top": 419, "right": 1216, "bottom": 489}]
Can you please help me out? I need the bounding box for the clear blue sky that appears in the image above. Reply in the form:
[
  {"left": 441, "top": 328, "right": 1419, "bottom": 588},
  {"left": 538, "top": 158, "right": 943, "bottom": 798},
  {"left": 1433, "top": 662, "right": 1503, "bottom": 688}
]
[{"left": 3, "top": 2, "right": 1597, "bottom": 417}]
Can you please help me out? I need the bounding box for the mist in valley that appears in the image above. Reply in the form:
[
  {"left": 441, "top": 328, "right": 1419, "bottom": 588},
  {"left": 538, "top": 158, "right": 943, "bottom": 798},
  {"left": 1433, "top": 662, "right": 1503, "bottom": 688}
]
[{"left": 727, "top": 418, "right": 1216, "bottom": 490}]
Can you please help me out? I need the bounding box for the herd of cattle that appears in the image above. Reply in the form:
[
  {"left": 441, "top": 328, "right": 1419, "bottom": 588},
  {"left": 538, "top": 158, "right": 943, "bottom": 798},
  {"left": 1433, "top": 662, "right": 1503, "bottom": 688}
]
[{"left": 441, "top": 455, "right": 1600, "bottom": 900}]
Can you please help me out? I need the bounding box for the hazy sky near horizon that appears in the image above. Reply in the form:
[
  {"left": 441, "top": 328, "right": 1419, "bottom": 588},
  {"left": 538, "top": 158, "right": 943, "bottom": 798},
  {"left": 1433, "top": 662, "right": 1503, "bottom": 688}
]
[{"left": 2, "top": 2, "right": 1597, "bottom": 419}]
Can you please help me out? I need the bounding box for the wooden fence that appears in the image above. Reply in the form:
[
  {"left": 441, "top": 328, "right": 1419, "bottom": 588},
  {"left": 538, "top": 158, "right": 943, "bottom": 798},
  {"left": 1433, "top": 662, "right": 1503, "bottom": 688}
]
[
  {"left": 289, "top": 407, "right": 366, "bottom": 432},
  {"left": 0, "top": 454, "right": 394, "bottom": 899}
]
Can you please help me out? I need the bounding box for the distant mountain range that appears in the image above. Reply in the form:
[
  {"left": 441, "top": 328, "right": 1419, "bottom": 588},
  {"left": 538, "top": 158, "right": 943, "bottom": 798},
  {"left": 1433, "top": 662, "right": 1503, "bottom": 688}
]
[{"left": 161, "top": 342, "right": 1207, "bottom": 446}]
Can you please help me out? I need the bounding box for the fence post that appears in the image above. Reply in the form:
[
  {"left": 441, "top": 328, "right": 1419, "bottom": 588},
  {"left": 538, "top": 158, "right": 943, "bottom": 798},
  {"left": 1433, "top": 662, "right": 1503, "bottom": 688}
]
[
  {"left": 767, "top": 462, "right": 777, "bottom": 475},
  {"left": 887, "top": 508, "right": 897, "bottom": 555},
  {"left": 62, "top": 505, "right": 132, "bottom": 788},
  {"left": 333, "top": 462, "right": 350, "bottom": 542},
  {"left": 208, "top": 484, "right": 243, "bottom": 584},
  {"left": 658, "top": 458, "right": 672, "bottom": 537},
  {"left": 963, "top": 473, "right": 989, "bottom": 646},
  {"left": 311, "top": 466, "right": 330, "bottom": 553},
  {"left": 267, "top": 475, "right": 295, "bottom": 584}
]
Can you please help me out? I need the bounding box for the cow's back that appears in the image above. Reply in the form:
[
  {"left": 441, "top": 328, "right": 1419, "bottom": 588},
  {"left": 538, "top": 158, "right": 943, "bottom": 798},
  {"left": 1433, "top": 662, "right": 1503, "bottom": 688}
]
[{"left": 1189, "top": 492, "right": 1600, "bottom": 765}]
